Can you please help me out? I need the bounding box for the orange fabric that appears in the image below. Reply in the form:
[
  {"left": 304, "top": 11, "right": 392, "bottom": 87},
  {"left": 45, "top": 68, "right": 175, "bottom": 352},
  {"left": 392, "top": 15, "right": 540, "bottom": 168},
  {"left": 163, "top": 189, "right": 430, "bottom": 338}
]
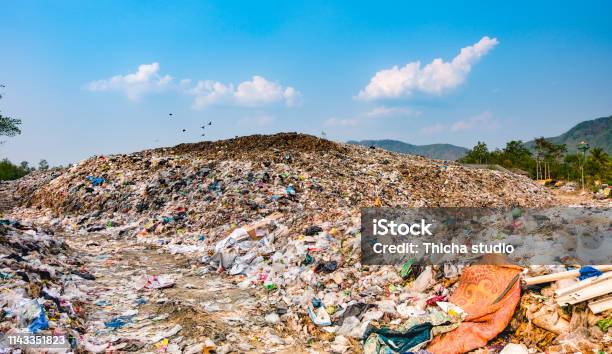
[{"left": 427, "top": 265, "right": 522, "bottom": 354}]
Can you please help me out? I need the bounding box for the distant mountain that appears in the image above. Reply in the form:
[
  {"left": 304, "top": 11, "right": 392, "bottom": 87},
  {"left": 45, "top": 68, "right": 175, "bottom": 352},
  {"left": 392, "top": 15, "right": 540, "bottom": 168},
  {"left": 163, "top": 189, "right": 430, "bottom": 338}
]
[
  {"left": 525, "top": 116, "right": 612, "bottom": 154},
  {"left": 347, "top": 139, "right": 468, "bottom": 160}
]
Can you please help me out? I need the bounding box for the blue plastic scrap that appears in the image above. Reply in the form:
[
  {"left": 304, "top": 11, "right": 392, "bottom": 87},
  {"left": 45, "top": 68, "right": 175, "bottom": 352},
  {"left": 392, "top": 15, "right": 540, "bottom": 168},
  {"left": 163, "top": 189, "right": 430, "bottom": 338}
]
[
  {"left": 28, "top": 305, "right": 49, "bottom": 333},
  {"left": 286, "top": 185, "right": 296, "bottom": 195},
  {"left": 579, "top": 266, "right": 603, "bottom": 280},
  {"left": 86, "top": 176, "right": 105, "bottom": 186},
  {"left": 207, "top": 180, "right": 221, "bottom": 192},
  {"left": 104, "top": 315, "right": 134, "bottom": 329}
]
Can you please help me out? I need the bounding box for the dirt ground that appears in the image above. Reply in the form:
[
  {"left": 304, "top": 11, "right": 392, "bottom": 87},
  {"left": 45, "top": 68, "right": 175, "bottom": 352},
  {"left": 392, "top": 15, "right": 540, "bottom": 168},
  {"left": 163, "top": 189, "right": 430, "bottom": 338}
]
[
  {"left": 551, "top": 188, "right": 611, "bottom": 207},
  {"left": 64, "top": 233, "right": 324, "bottom": 353}
]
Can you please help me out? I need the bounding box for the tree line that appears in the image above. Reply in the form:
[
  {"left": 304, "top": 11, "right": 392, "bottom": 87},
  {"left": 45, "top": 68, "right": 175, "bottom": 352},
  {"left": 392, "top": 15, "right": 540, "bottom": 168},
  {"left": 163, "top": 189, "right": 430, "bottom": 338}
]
[
  {"left": 0, "top": 84, "right": 59, "bottom": 181},
  {"left": 458, "top": 139, "right": 612, "bottom": 187},
  {"left": 0, "top": 159, "right": 53, "bottom": 181}
]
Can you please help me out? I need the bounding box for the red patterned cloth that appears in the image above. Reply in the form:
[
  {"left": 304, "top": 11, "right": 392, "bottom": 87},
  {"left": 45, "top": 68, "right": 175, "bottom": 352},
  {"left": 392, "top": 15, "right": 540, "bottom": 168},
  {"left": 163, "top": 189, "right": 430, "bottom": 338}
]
[{"left": 427, "top": 265, "right": 522, "bottom": 354}]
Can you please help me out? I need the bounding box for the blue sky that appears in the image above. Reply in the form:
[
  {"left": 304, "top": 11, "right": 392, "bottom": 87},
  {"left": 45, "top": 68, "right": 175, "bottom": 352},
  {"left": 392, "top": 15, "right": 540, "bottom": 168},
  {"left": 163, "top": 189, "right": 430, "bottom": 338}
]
[{"left": 2, "top": 1, "right": 612, "bottom": 166}]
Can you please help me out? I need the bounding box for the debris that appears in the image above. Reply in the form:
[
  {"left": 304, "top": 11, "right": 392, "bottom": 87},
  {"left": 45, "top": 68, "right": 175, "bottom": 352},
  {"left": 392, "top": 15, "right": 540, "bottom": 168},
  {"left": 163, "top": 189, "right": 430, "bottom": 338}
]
[
  {"left": 86, "top": 175, "right": 105, "bottom": 186},
  {"left": 314, "top": 260, "right": 338, "bottom": 273},
  {"left": 265, "top": 312, "right": 281, "bottom": 324},
  {"left": 427, "top": 265, "right": 522, "bottom": 354},
  {"left": 411, "top": 266, "right": 434, "bottom": 292},
  {"left": 499, "top": 343, "right": 529, "bottom": 354},
  {"left": 556, "top": 271, "right": 612, "bottom": 305},
  {"left": 27, "top": 304, "right": 49, "bottom": 333},
  {"left": 588, "top": 295, "right": 612, "bottom": 314},
  {"left": 1, "top": 133, "right": 572, "bottom": 352},
  {"left": 399, "top": 258, "right": 415, "bottom": 279},
  {"left": 363, "top": 322, "right": 433, "bottom": 353},
  {"left": 139, "top": 274, "right": 176, "bottom": 289},
  {"left": 308, "top": 304, "right": 332, "bottom": 326},
  {"left": 531, "top": 303, "right": 570, "bottom": 335},
  {"left": 304, "top": 225, "right": 323, "bottom": 236},
  {"left": 524, "top": 265, "right": 612, "bottom": 285},
  {"left": 578, "top": 265, "right": 604, "bottom": 280},
  {"left": 596, "top": 317, "right": 612, "bottom": 332}
]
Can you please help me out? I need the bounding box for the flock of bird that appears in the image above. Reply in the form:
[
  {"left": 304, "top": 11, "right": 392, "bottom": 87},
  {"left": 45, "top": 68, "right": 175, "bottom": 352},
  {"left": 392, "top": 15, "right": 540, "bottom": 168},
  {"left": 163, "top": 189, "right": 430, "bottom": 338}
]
[{"left": 169, "top": 113, "right": 212, "bottom": 137}]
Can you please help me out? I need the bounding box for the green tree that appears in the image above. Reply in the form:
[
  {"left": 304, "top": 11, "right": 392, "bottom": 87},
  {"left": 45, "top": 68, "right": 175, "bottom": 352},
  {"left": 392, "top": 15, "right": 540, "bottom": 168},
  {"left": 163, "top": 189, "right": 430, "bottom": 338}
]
[
  {"left": 561, "top": 153, "right": 581, "bottom": 181},
  {"left": 533, "top": 137, "right": 567, "bottom": 179},
  {"left": 0, "top": 159, "right": 29, "bottom": 180},
  {"left": 0, "top": 85, "right": 21, "bottom": 139},
  {"left": 589, "top": 147, "right": 609, "bottom": 165},
  {"left": 586, "top": 147, "right": 611, "bottom": 183},
  {"left": 38, "top": 159, "right": 49, "bottom": 171},
  {"left": 501, "top": 140, "right": 533, "bottom": 169},
  {"left": 459, "top": 141, "right": 490, "bottom": 164}
]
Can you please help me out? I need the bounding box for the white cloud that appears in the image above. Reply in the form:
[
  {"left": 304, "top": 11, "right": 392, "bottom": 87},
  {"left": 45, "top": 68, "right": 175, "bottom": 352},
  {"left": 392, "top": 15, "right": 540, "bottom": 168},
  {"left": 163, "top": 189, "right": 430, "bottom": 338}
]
[
  {"left": 421, "top": 111, "right": 499, "bottom": 135},
  {"left": 87, "top": 64, "right": 300, "bottom": 109},
  {"left": 86, "top": 62, "right": 173, "bottom": 101},
  {"left": 356, "top": 36, "right": 499, "bottom": 101},
  {"left": 185, "top": 80, "right": 234, "bottom": 108},
  {"left": 282, "top": 87, "right": 301, "bottom": 107},
  {"left": 185, "top": 75, "right": 300, "bottom": 109}
]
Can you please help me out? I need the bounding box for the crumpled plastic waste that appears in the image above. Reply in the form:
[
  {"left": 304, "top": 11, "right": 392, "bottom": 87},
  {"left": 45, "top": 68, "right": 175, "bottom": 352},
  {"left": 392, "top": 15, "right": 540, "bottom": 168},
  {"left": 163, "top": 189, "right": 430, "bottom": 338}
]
[
  {"left": 578, "top": 265, "right": 603, "bottom": 280},
  {"left": 363, "top": 322, "right": 433, "bottom": 354},
  {"left": 1, "top": 133, "right": 568, "bottom": 352},
  {"left": 308, "top": 304, "right": 331, "bottom": 326},
  {"left": 314, "top": 260, "right": 338, "bottom": 273},
  {"left": 337, "top": 303, "right": 375, "bottom": 325},
  {"left": 137, "top": 274, "right": 175, "bottom": 289},
  {"left": 499, "top": 343, "right": 529, "bottom": 354},
  {"left": 86, "top": 175, "right": 105, "bottom": 186},
  {"left": 411, "top": 266, "right": 434, "bottom": 292},
  {"left": 104, "top": 315, "right": 133, "bottom": 328},
  {"left": 27, "top": 304, "right": 49, "bottom": 333},
  {"left": 304, "top": 225, "right": 323, "bottom": 236}
]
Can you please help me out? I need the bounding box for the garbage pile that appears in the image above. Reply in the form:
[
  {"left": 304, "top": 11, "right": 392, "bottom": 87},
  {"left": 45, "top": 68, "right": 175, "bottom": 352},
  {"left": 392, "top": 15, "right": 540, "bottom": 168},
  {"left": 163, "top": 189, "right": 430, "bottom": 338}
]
[
  {"left": 0, "top": 220, "right": 88, "bottom": 351},
  {"left": 513, "top": 265, "right": 612, "bottom": 353},
  {"left": 557, "top": 181, "right": 578, "bottom": 193},
  {"left": 5, "top": 133, "right": 608, "bottom": 353},
  {"left": 25, "top": 133, "right": 553, "bottom": 230},
  {"left": 596, "top": 184, "right": 612, "bottom": 199}
]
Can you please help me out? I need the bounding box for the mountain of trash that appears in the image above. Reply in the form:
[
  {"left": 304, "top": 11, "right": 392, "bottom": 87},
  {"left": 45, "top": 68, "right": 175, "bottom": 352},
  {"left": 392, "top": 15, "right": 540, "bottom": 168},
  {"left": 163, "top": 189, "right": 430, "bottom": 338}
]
[
  {"left": 4, "top": 133, "right": 608, "bottom": 353},
  {"left": 26, "top": 133, "right": 552, "bottom": 220}
]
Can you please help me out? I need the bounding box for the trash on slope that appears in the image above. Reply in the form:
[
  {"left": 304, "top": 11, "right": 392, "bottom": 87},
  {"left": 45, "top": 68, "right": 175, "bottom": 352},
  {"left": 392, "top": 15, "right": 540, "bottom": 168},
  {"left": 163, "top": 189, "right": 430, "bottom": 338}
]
[
  {"left": 0, "top": 222, "right": 85, "bottom": 350},
  {"left": 5, "top": 133, "right": 608, "bottom": 353}
]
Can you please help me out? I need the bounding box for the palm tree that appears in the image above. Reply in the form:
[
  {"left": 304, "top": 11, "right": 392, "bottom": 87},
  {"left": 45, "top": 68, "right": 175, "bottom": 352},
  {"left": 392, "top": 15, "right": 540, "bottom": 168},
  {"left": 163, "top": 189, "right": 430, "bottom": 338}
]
[{"left": 589, "top": 147, "right": 609, "bottom": 165}]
